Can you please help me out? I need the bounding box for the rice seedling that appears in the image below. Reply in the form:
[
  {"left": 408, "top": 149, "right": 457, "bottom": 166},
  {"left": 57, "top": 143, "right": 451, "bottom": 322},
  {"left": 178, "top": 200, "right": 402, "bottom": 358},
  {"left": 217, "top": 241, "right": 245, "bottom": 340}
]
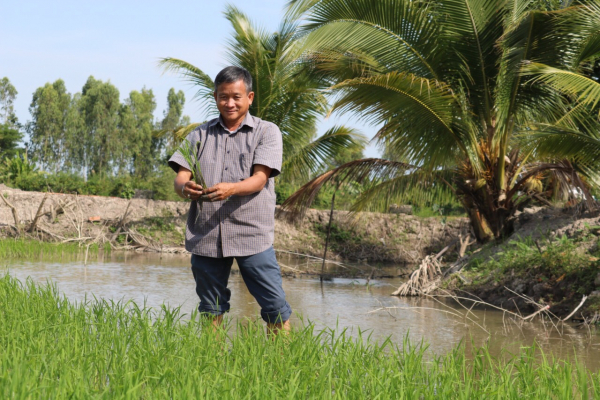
[
  {"left": 0, "top": 238, "right": 109, "bottom": 260},
  {"left": 177, "top": 139, "right": 208, "bottom": 224},
  {"left": 0, "top": 274, "right": 598, "bottom": 398},
  {"left": 177, "top": 139, "right": 206, "bottom": 189}
]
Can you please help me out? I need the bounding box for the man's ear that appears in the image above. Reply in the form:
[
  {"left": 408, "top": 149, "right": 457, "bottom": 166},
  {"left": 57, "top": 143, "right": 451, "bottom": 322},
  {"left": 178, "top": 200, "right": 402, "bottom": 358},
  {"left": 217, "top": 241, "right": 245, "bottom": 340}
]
[
  {"left": 248, "top": 91, "right": 255, "bottom": 103},
  {"left": 213, "top": 91, "right": 217, "bottom": 101}
]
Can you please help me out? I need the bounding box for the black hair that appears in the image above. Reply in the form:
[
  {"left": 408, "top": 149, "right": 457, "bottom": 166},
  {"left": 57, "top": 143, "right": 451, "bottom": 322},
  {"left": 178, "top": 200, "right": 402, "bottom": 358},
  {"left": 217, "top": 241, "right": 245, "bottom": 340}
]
[{"left": 214, "top": 66, "right": 253, "bottom": 93}]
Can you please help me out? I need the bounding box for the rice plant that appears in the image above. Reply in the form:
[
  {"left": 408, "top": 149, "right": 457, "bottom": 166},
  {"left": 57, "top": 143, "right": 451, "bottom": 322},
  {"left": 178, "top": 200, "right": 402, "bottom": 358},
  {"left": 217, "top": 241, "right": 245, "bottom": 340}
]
[
  {"left": 177, "top": 139, "right": 207, "bottom": 190},
  {"left": 0, "top": 238, "right": 108, "bottom": 260},
  {"left": 177, "top": 139, "right": 208, "bottom": 224},
  {"left": 1, "top": 274, "right": 598, "bottom": 398}
]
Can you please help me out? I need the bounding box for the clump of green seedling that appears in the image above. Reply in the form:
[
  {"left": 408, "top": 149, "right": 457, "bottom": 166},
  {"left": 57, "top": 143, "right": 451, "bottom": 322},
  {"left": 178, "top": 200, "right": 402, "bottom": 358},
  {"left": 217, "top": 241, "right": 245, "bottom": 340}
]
[
  {"left": 177, "top": 139, "right": 209, "bottom": 221},
  {"left": 177, "top": 139, "right": 207, "bottom": 190}
]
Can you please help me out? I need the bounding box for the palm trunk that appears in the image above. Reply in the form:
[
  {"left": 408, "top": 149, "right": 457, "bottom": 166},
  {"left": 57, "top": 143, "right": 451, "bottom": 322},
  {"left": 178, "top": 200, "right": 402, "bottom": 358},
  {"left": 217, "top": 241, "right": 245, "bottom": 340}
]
[{"left": 467, "top": 207, "right": 494, "bottom": 243}]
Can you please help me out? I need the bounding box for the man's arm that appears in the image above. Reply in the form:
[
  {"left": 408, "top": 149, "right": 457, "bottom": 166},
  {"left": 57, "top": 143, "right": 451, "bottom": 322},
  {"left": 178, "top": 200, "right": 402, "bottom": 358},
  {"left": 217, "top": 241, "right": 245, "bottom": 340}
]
[{"left": 202, "top": 164, "right": 271, "bottom": 202}]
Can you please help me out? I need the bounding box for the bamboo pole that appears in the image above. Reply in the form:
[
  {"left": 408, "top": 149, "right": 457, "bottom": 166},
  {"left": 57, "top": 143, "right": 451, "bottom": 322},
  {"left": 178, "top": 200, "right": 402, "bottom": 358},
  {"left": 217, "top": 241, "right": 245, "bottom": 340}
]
[{"left": 320, "top": 188, "right": 337, "bottom": 282}]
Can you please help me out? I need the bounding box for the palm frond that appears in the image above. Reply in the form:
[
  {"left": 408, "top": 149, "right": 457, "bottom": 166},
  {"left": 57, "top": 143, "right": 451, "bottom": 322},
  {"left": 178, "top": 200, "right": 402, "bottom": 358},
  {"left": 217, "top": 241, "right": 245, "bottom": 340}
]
[
  {"left": 279, "top": 158, "right": 415, "bottom": 220},
  {"left": 329, "top": 72, "right": 467, "bottom": 169},
  {"left": 281, "top": 125, "right": 366, "bottom": 182},
  {"left": 158, "top": 58, "right": 217, "bottom": 117},
  {"left": 522, "top": 62, "right": 600, "bottom": 109},
  {"left": 560, "top": 0, "right": 600, "bottom": 65},
  {"left": 439, "top": 0, "right": 505, "bottom": 124},
  {"left": 495, "top": 9, "right": 557, "bottom": 149},
  {"left": 350, "top": 169, "right": 458, "bottom": 213},
  {"left": 291, "top": 0, "right": 446, "bottom": 79},
  {"left": 517, "top": 124, "right": 600, "bottom": 168}
]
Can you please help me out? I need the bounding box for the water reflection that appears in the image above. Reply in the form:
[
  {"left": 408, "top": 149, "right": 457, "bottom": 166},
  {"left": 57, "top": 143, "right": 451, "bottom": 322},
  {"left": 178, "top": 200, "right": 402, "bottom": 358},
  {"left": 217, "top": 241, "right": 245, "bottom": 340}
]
[{"left": 3, "top": 251, "right": 599, "bottom": 371}]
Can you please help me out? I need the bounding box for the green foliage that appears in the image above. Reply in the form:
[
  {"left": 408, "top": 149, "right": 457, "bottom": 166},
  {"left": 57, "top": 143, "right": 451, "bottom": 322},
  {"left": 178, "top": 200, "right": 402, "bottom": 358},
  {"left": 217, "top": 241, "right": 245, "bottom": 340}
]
[
  {"left": 27, "top": 79, "right": 71, "bottom": 172},
  {"left": 466, "top": 235, "right": 600, "bottom": 278},
  {"left": 0, "top": 77, "right": 18, "bottom": 126},
  {"left": 0, "top": 167, "right": 179, "bottom": 201},
  {"left": 0, "top": 238, "right": 105, "bottom": 259},
  {"left": 0, "top": 152, "right": 38, "bottom": 184},
  {"left": 21, "top": 74, "right": 187, "bottom": 181},
  {"left": 1, "top": 274, "right": 599, "bottom": 398},
  {"left": 275, "top": 180, "right": 297, "bottom": 205},
  {"left": 412, "top": 203, "right": 466, "bottom": 218},
  {"left": 0, "top": 125, "right": 23, "bottom": 159},
  {"left": 119, "top": 87, "right": 159, "bottom": 178},
  {"left": 117, "top": 182, "right": 135, "bottom": 199},
  {"left": 282, "top": 0, "right": 600, "bottom": 241}
]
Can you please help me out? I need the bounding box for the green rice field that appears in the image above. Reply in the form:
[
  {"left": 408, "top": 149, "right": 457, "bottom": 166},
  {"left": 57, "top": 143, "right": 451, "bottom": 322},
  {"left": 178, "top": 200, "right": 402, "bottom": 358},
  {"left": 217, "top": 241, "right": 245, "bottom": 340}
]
[{"left": 1, "top": 274, "right": 598, "bottom": 398}]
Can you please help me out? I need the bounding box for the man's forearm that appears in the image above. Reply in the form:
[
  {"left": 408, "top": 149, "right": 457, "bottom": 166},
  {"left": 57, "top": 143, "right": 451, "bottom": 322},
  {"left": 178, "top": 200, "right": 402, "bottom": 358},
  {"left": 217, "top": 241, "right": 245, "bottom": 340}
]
[{"left": 233, "top": 174, "right": 268, "bottom": 196}]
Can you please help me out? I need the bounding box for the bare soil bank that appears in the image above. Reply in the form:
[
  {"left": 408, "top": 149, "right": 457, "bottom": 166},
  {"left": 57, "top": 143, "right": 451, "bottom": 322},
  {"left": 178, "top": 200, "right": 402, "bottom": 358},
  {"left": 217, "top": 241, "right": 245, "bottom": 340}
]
[
  {"left": 0, "top": 185, "right": 467, "bottom": 264},
  {"left": 443, "top": 206, "right": 600, "bottom": 320}
]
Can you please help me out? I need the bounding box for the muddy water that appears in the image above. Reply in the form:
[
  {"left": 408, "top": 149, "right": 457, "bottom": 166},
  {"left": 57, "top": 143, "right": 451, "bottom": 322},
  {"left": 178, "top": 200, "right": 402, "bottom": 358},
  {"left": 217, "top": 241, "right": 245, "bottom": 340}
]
[{"left": 4, "top": 251, "right": 600, "bottom": 371}]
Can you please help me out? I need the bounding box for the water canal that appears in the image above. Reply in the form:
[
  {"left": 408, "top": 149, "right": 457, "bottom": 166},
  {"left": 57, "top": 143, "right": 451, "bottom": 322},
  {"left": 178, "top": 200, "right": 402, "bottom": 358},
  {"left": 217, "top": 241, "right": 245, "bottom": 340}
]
[{"left": 4, "top": 251, "right": 599, "bottom": 371}]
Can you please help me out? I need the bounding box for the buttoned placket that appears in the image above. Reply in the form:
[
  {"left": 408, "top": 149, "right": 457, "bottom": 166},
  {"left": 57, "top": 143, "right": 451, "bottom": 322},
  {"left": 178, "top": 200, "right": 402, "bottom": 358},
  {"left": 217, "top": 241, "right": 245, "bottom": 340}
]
[{"left": 219, "top": 127, "right": 237, "bottom": 257}]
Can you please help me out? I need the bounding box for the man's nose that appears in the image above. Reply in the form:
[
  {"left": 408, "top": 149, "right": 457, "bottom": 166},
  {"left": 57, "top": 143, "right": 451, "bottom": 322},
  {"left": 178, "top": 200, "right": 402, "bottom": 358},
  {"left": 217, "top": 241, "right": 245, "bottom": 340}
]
[{"left": 225, "top": 98, "right": 235, "bottom": 107}]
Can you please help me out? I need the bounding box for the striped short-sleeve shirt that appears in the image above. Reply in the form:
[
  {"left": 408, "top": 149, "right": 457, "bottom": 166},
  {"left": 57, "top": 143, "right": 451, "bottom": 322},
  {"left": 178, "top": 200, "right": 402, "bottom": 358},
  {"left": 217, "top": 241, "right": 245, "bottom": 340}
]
[{"left": 168, "top": 113, "right": 283, "bottom": 258}]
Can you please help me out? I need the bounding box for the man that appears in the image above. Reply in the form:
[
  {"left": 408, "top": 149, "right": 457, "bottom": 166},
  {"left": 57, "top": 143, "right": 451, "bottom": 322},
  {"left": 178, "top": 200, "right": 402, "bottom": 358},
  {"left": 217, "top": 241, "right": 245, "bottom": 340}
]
[{"left": 168, "top": 66, "right": 292, "bottom": 335}]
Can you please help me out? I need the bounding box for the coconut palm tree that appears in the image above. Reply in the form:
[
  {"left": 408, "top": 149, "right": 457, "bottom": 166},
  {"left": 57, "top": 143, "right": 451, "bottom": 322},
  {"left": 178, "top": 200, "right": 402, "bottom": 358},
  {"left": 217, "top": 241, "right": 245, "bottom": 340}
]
[
  {"left": 281, "top": 0, "right": 600, "bottom": 242},
  {"left": 158, "top": 5, "right": 365, "bottom": 184}
]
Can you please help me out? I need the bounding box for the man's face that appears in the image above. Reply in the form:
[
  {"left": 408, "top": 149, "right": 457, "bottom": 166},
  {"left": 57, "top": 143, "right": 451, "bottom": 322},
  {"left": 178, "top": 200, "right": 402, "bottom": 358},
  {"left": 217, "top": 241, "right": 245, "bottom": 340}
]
[{"left": 214, "top": 80, "right": 254, "bottom": 127}]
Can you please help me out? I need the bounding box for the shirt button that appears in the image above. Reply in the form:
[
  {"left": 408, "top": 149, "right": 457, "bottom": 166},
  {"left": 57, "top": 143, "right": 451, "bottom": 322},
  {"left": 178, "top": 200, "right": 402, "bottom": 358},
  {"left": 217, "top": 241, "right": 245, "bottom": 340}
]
[
  {"left": 225, "top": 167, "right": 228, "bottom": 170},
  {"left": 227, "top": 150, "right": 230, "bottom": 153}
]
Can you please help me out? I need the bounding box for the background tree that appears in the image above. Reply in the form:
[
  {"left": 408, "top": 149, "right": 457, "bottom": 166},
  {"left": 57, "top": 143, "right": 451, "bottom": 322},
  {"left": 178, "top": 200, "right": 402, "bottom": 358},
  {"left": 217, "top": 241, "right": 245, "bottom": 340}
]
[
  {"left": 78, "top": 76, "right": 122, "bottom": 177},
  {"left": 27, "top": 80, "right": 71, "bottom": 172},
  {"left": 0, "top": 77, "right": 18, "bottom": 127},
  {"left": 0, "top": 77, "right": 23, "bottom": 159},
  {"left": 119, "top": 88, "right": 157, "bottom": 178},
  {"left": 159, "top": 5, "right": 365, "bottom": 185},
  {"left": 158, "top": 88, "right": 188, "bottom": 156},
  {"left": 283, "top": 0, "right": 600, "bottom": 242}
]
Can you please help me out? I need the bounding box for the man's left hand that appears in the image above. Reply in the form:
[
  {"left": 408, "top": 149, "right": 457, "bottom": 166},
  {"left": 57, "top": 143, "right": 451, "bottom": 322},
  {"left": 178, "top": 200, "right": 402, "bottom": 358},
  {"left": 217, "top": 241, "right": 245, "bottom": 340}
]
[{"left": 203, "top": 182, "right": 237, "bottom": 202}]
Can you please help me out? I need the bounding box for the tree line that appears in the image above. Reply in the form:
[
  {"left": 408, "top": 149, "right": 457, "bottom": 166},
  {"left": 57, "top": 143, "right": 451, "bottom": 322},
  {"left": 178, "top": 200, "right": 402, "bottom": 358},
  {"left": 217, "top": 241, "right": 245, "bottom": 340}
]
[{"left": 0, "top": 76, "right": 188, "bottom": 179}]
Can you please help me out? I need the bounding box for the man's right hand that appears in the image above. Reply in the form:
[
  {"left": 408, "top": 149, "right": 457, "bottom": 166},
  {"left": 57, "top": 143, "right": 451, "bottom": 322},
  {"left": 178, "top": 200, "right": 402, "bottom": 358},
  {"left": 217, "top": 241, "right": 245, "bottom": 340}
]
[
  {"left": 182, "top": 181, "right": 204, "bottom": 200},
  {"left": 175, "top": 167, "right": 204, "bottom": 200}
]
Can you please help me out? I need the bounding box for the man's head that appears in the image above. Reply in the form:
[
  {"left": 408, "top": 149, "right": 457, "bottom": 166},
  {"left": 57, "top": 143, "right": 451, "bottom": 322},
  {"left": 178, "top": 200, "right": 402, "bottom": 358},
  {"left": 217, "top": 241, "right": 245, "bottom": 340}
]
[{"left": 214, "top": 66, "right": 254, "bottom": 128}]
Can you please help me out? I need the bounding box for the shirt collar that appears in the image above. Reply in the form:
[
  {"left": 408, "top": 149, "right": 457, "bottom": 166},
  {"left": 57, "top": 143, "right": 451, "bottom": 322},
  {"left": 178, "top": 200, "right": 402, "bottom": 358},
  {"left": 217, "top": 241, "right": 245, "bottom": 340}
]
[{"left": 209, "top": 112, "right": 255, "bottom": 132}]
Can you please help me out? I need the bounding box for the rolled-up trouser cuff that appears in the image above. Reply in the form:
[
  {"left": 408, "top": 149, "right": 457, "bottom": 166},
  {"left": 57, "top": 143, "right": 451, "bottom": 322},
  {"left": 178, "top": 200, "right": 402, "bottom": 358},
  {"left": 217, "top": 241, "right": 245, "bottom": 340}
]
[
  {"left": 261, "top": 301, "right": 292, "bottom": 324},
  {"left": 198, "top": 303, "right": 230, "bottom": 317}
]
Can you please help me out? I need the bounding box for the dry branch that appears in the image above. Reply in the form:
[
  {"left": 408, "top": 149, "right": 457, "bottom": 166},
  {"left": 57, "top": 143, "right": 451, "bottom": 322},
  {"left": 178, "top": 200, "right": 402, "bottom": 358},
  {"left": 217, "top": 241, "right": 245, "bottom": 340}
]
[
  {"left": 28, "top": 193, "right": 49, "bottom": 233},
  {"left": 562, "top": 296, "right": 588, "bottom": 322},
  {"left": 44, "top": 200, "right": 74, "bottom": 220},
  {"left": 110, "top": 200, "right": 133, "bottom": 242},
  {"left": 391, "top": 243, "right": 454, "bottom": 296},
  {"left": 523, "top": 305, "right": 551, "bottom": 321},
  {"left": 391, "top": 255, "right": 443, "bottom": 296},
  {"left": 1, "top": 193, "right": 21, "bottom": 235}
]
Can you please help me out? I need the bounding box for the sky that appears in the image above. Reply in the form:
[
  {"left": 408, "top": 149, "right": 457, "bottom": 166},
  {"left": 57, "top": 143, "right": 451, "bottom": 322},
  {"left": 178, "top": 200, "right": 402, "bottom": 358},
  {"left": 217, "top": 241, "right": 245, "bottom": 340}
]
[{"left": 0, "top": 0, "right": 381, "bottom": 157}]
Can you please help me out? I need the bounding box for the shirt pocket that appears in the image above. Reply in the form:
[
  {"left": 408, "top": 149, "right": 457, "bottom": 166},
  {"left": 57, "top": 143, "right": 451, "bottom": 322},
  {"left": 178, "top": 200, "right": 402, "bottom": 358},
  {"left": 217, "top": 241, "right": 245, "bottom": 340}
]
[{"left": 237, "top": 153, "right": 253, "bottom": 181}]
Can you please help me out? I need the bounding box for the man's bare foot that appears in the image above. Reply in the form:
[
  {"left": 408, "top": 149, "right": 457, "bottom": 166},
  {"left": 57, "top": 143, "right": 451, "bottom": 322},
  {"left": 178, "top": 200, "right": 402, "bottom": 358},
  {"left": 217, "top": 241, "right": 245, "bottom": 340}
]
[{"left": 267, "top": 319, "right": 291, "bottom": 338}]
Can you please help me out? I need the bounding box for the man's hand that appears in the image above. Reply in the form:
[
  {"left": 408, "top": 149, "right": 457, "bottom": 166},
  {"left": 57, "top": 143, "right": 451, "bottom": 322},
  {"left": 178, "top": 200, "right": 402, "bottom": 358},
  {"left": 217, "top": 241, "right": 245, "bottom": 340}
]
[
  {"left": 175, "top": 168, "right": 204, "bottom": 200},
  {"left": 203, "top": 182, "right": 237, "bottom": 202},
  {"left": 202, "top": 165, "right": 272, "bottom": 201},
  {"left": 183, "top": 181, "right": 204, "bottom": 200}
]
